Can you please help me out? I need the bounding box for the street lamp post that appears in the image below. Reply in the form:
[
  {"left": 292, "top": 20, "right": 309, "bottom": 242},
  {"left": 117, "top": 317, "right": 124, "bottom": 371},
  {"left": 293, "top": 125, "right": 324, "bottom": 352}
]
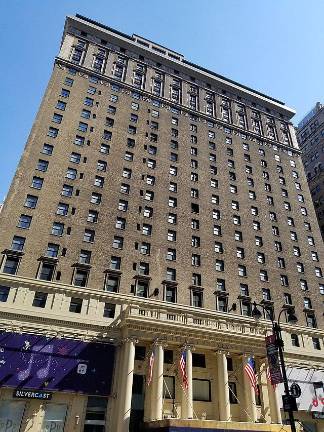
[{"left": 252, "top": 302, "right": 298, "bottom": 432}]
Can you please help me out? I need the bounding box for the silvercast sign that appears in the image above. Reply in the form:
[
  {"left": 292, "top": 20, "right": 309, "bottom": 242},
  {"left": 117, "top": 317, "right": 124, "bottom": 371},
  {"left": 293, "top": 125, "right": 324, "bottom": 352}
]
[{"left": 13, "top": 389, "right": 52, "bottom": 400}]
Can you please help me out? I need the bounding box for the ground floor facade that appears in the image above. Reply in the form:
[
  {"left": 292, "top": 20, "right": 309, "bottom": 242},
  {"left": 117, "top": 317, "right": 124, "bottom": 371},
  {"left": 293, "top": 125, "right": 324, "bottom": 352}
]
[{"left": 0, "top": 274, "right": 323, "bottom": 432}]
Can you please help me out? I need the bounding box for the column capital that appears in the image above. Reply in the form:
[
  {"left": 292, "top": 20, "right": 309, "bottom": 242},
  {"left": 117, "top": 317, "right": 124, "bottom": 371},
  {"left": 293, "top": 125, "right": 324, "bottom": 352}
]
[
  {"left": 122, "top": 336, "right": 139, "bottom": 345},
  {"left": 215, "top": 349, "right": 230, "bottom": 356},
  {"left": 181, "top": 343, "right": 195, "bottom": 352},
  {"left": 152, "top": 337, "right": 167, "bottom": 348}
]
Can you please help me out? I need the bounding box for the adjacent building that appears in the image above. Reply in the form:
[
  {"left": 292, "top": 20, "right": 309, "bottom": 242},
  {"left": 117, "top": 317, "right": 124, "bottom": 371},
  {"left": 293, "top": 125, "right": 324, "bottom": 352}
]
[
  {"left": 0, "top": 14, "right": 323, "bottom": 432},
  {"left": 297, "top": 103, "right": 324, "bottom": 239}
]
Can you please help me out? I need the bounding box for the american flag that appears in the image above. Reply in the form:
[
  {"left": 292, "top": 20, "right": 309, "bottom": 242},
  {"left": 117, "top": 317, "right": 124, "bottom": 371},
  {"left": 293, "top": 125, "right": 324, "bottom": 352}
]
[
  {"left": 147, "top": 349, "right": 155, "bottom": 386},
  {"left": 179, "top": 350, "right": 188, "bottom": 389},
  {"left": 244, "top": 357, "right": 259, "bottom": 395},
  {"left": 266, "top": 366, "right": 277, "bottom": 390}
]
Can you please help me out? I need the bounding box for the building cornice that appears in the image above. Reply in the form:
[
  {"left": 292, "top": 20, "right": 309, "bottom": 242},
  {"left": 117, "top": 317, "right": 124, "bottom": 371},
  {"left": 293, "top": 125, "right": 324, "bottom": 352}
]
[{"left": 55, "top": 59, "right": 301, "bottom": 155}]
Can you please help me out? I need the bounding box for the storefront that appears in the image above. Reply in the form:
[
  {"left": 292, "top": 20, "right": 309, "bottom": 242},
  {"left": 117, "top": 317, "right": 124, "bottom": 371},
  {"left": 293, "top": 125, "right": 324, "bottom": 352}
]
[{"left": 0, "top": 331, "right": 115, "bottom": 432}]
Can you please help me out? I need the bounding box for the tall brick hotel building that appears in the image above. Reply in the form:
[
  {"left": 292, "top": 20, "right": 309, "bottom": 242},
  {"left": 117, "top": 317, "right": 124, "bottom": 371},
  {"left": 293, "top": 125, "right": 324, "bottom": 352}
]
[{"left": 0, "top": 14, "right": 323, "bottom": 432}]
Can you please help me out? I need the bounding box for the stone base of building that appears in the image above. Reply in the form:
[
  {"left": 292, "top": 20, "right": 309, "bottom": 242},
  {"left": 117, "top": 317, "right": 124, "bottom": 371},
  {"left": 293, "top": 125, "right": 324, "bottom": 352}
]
[{"left": 144, "top": 419, "right": 292, "bottom": 432}]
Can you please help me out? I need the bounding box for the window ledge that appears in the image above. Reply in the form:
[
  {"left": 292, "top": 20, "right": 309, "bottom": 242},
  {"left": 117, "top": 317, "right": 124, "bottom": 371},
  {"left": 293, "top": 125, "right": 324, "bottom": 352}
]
[{"left": 2, "top": 249, "right": 24, "bottom": 257}]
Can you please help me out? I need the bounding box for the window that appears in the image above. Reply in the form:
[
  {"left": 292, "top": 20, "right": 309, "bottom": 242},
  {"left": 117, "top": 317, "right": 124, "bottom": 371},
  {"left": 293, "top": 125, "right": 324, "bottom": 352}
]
[
  {"left": 104, "top": 303, "right": 116, "bottom": 318},
  {"left": 94, "top": 176, "right": 105, "bottom": 188},
  {"left": 192, "top": 236, "right": 200, "bottom": 248},
  {"left": 211, "top": 179, "right": 218, "bottom": 188},
  {"left": 60, "top": 88, "right": 70, "bottom": 98},
  {"left": 236, "top": 247, "right": 244, "bottom": 259},
  {"left": 136, "top": 280, "right": 149, "bottom": 297},
  {"left": 25, "top": 195, "right": 38, "bottom": 209},
  {"left": 144, "top": 207, "right": 153, "bottom": 218},
  {"left": 308, "top": 236, "right": 315, "bottom": 246},
  {"left": 97, "top": 160, "right": 107, "bottom": 172},
  {"left": 191, "top": 203, "right": 199, "bottom": 214},
  {"left": 66, "top": 168, "right": 77, "bottom": 180},
  {"left": 215, "top": 259, "right": 224, "bottom": 272},
  {"left": 249, "top": 191, "right": 256, "bottom": 200},
  {"left": 91, "top": 192, "right": 102, "bottom": 205},
  {"left": 42, "top": 144, "right": 53, "bottom": 155},
  {"left": 233, "top": 215, "right": 241, "bottom": 225},
  {"left": 262, "top": 288, "right": 271, "bottom": 301},
  {"left": 37, "top": 159, "right": 49, "bottom": 172},
  {"left": 74, "top": 135, "right": 85, "bottom": 146},
  {"left": 274, "top": 241, "right": 282, "bottom": 252},
  {"left": 192, "top": 254, "right": 201, "bottom": 266},
  {"left": 118, "top": 200, "right": 128, "bottom": 212},
  {"left": 191, "top": 173, "right": 198, "bottom": 182},
  {"left": 120, "top": 183, "right": 130, "bottom": 194},
  {"left": 18, "top": 214, "right": 32, "bottom": 229},
  {"left": 32, "top": 292, "right": 48, "bottom": 308},
  {"left": 217, "top": 296, "right": 227, "bottom": 312},
  {"left": 169, "top": 182, "right": 177, "bottom": 193},
  {"left": 52, "top": 113, "right": 63, "bottom": 124},
  {"left": 2, "top": 256, "right": 20, "bottom": 275},
  {"left": 56, "top": 100, "right": 66, "bottom": 111},
  {"left": 81, "top": 109, "right": 91, "bottom": 119},
  {"left": 61, "top": 184, "right": 73, "bottom": 197},
  {"left": 37, "top": 262, "right": 54, "bottom": 280},
  {"left": 166, "top": 248, "right": 176, "bottom": 261},
  {"left": 251, "top": 206, "right": 258, "bottom": 216},
  {"left": 122, "top": 168, "right": 132, "bottom": 179},
  {"left": 0, "top": 286, "right": 10, "bottom": 302},
  {"left": 291, "top": 334, "right": 299, "bottom": 347},
  {"left": 238, "top": 265, "right": 247, "bottom": 277},
  {"left": 280, "top": 275, "right": 289, "bottom": 286},
  {"left": 146, "top": 175, "right": 155, "bottom": 185},
  {"left": 257, "top": 252, "right": 265, "bottom": 264},
  {"left": 113, "top": 236, "right": 123, "bottom": 249},
  {"left": 46, "top": 243, "right": 59, "bottom": 258},
  {"left": 255, "top": 236, "right": 263, "bottom": 247},
  {"left": 260, "top": 270, "right": 268, "bottom": 282},
  {"left": 168, "top": 197, "right": 177, "bottom": 207},
  {"left": 124, "top": 152, "right": 134, "bottom": 162},
  {"left": 313, "top": 338, "right": 321, "bottom": 350},
  {"left": 311, "top": 251, "right": 319, "bottom": 261},
  {"left": 300, "top": 279, "right": 308, "bottom": 291},
  {"left": 10, "top": 236, "right": 25, "bottom": 251},
  {"left": 290, "top": 231, "right": 298, "bottom": 241},
  {"left": 306, "top": 313, "right": 317, "bottom": 328},
  {"left": 105, "top": 275, "right": 119, "bottom": 292},
  {"left": 241, "top": 300, "right": 251, "bottom": 316},
  {"left": 107, "top": 105, "right": 116, "bottom": 114},
  {"left": 214, "top": 225, "right": 221, "bottom": 236},
  {"left": 277, "top": 257, "right": 285, "bottom": 268},
  {"left": 140, "top": 242, "right": 151, "bottom": 255},
  {"left": 84, "top": 97, "right": 94, "bottom": 107},
  {"left": 51, "top": 222, "right": 64, "bottom": 236},
  {"left": 234, "top": 231, "right": 242, "bottom": 242},
  {"left": 253, "top": 221, "right": 260, "bottom": 231},
  {"left": 229, "top": 382, "right": 238, "bottom": 404},
  {"left": 78, "top": 250, "right": 91, "bottom": 264},
  {"left": 296, "top": 262, "right": 304, "bottom": 273},
  {"left": 315, "top": 267, "right": 323, "bottom": 278},
  {"left": 284, "top": 293, "right": 292, "bottom": 305},
  {"left": 31, "top": 176, "right": 43, "bottom": 190},
  {"left": 70, "top": 152, "right": 81, "bottom": 164},
  {"left": 69, "top": 297, "right": 83, "bottom": 313},
  {"left": 83, "top": 229, "right": 95, "bottom": 243},
  {"left": 156, "top": 262, "right": 170, "bottom": 283}
]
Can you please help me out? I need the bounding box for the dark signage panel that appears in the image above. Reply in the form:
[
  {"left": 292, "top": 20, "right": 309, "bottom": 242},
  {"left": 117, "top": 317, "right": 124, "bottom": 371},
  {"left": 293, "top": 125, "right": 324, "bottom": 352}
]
[{"left": 0, "top": 331, "right": 115, "bottom": 396}]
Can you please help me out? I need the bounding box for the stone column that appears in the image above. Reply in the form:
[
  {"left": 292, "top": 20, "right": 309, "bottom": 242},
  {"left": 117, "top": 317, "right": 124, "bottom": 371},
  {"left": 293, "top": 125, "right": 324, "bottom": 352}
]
[
  {"left": 116, "top": 337, "right": 137, "bottom": 432},
  {"left": 217, "top": 351, "right": 231, "bottom": 421},
  {"left": 153, "top": 342, "right": 164, "bottom": 420},
  {"left": 242, "top": 355, "right": 258, "bottom": 422},
  {"left": 181, "top": 346, "right": 193, "bottom": 419},
  {"left": 267, "top": 374, "right": 282, "bottom": 423}
]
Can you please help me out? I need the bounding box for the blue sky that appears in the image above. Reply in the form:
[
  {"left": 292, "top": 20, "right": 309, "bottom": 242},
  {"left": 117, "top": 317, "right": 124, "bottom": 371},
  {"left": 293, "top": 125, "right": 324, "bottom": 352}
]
[{"left": 0, "top": 0, "right": 323, "bottom": 200}]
